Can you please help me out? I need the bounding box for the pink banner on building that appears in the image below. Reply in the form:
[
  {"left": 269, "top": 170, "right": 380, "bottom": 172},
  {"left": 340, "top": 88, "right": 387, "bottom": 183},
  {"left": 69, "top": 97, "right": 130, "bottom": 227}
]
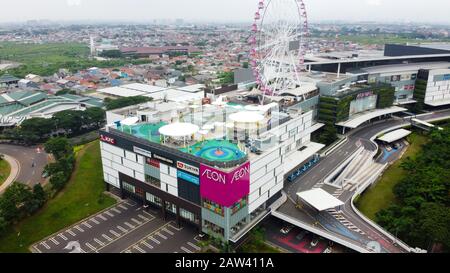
[{"left": 200, "top": 162, "right": 250, "bottom": 207}]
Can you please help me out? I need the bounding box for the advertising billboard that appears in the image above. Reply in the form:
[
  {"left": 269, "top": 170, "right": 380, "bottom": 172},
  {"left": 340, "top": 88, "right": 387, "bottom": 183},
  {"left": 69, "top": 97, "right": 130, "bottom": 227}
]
[{"left": 200, "top": 162, "right": 250, "bottom": 208}]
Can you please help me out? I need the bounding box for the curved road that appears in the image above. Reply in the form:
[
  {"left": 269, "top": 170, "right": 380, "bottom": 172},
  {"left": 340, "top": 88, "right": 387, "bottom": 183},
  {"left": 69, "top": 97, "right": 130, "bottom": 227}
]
[
  {"left": 0, "top": 144, "right": 49, "bottom": 187},
  {"left": 282, "top": 109, "right": 450, "bottom": 253}
]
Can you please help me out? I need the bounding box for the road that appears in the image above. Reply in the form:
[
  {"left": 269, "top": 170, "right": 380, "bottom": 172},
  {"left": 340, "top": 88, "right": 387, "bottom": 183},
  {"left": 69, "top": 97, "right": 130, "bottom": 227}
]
[
  {"left": 0, "top": 144, "right": 48, "bottom": 187},
  {"left": 279, "top": 109, "right": 450, "bottom": 253},
  {"left": 32, "top": 200, "right": 201, "bottom": 254}
]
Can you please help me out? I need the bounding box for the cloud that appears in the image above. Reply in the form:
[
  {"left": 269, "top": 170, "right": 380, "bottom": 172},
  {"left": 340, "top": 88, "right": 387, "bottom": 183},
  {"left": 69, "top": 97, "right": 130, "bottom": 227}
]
[
  {"left": 67, "top": 0, "right": 82, "bottom": 7},
  {"left": 366, "top": 0, "right": 382, "bottom": 6}
]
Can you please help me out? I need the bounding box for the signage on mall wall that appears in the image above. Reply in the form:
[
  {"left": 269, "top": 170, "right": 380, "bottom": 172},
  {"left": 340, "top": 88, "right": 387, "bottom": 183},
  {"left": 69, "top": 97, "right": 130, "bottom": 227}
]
[
  {"left": 153, "top": 154, "right": 174, "bottom": 165},
  {"left": 146, "top": 158, "right": 160, "bottom": 168},
  {"left": 177, "top": 161, "right": 199, "bottom": 175},
  {"left": 177, "top": 170, "right": 200, "bottom": 185},
  {"left": 100, "top": 134, "right": 116, "bottom": 145},
  {"left": 133, "top": 146, "right": 152, "bottom": 158},
  {"left": 200, "top": 162, "right": 250, "bottom": 207}
]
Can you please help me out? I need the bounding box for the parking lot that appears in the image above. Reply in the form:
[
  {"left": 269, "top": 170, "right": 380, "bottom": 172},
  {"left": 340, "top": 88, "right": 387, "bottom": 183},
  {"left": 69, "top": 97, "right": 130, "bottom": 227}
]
[
  {"left": 261, "top": 217, "right": 346, "bottom": 253},
  {"left": 32, "top": 200, "right": 200, "bottom": 253}
]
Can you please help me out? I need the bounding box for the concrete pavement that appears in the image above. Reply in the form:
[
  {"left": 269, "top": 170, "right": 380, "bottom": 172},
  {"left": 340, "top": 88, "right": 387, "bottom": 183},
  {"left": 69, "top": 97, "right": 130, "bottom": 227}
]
[
  {"left": 0, "top": 154, "right": 20, "bottom": 194},
  {"left": 0, "top": 144, "right": 48, "bottom": 187},
  {"left": 276, "top": 109, "right": 450, "bottom": 253}
]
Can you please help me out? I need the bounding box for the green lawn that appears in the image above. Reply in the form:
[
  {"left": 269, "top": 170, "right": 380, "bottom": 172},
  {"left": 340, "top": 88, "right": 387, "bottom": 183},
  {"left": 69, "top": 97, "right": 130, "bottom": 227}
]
[
  {"left": 0, "top": 42, "right": 151, "bottom": 77},
  {"left": 0, "top": 158, "right": 11, "bottom": 186},
  {"left": 0, "top": 141, "right": 116, "bottom": 253},
  {"left": 355, "top": 133, "right": 428, "bottom": 220}
]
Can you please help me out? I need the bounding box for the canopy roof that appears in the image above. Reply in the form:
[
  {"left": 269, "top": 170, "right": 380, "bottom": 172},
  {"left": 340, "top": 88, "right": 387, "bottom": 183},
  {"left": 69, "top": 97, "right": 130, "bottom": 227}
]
[
  {"left": 159, "top": 122, "right": 199, "bottom": 137},
  {"left": 378, "top": 129, "right": 412, "bottom": 143},
  {"left": 297, "top": 188, "right": 344, "bottom": 211},
  {"left": 336, "top": 106, "right": 407, "bottom": 129}
]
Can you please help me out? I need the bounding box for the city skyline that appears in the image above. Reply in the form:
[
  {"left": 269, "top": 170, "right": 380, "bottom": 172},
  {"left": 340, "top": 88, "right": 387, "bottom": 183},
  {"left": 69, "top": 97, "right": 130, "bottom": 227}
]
[{"left": 0, "top": 0, "right": 450, "bottom": 25}]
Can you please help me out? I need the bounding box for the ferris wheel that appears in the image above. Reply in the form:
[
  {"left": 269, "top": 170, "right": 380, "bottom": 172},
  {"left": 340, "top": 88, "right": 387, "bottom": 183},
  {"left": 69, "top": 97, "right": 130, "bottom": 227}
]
[{"left": 249, "top": 0, "right": 309, "bottom": 97}]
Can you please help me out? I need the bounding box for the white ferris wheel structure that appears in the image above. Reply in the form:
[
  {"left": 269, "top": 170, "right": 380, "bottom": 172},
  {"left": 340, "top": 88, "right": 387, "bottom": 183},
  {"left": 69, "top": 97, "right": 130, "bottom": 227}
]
[{"left": 249, "top": 0, "right": 309, "bottom": 99}]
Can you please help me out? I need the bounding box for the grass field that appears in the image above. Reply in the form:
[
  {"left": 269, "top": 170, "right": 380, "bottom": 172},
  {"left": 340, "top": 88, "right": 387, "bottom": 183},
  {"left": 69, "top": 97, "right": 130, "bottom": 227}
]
[
  {"left": 0, "top": 158, "right": 11, "bottom": 186},
  {"left": 355, "top": 133, "right": 428, "bottom": 220},
  {"left": 0, "top": 141, "right": 116, "bottom": 253},
  {"left": 0, "top": 42, "right": 150, "bottom": 77}
]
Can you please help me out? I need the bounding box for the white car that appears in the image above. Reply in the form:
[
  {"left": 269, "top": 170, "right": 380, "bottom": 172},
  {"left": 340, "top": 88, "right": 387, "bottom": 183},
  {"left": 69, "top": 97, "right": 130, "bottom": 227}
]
[
  {"left": 310, "top": 237, "right": 319, "bottom": 247},
  {"left": 280, "top": 226, "right": 293, "bottom": 234},
  {"left": 324, "top": 247, "right": 332, "bottom": 253}
]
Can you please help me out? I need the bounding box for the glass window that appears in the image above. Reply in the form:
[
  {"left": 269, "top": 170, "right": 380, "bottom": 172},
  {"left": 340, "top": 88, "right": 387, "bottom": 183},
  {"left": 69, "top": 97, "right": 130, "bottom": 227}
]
[
  {"left": 145, "top": 175, "right": 161, "bottom": 188},
  {"left": 165, "top": 201, "right": 177, "bottom": 214},
  {"left": 204, "top": 220, "right": 224, "bottom": 237},
  {"left": 231, "top": 197, "right": 247, "bottom": 215},
  {"left": 122, "top": 182, "right": 135, "bottom": 193},
  {"left": 146, "top": 192, "right": 162, "bottom": 207},
  {"left": 203, "top": 199, "right": 224, "bottom": 217}
]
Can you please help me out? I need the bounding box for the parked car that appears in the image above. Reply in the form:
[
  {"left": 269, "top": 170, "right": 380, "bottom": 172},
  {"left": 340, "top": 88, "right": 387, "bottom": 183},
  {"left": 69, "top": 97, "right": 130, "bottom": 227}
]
[
  {"left": 324, "top": 247, "right": 332, "bottom": 253},
  {"left": 280, "top": 225, "right": 293, "bottom": 234},
  {"left": 295, "top": 230, "right": 309, "bottom": 241},
  {"left": 310, "top": 237, "right": 319, "bottom": 247}
]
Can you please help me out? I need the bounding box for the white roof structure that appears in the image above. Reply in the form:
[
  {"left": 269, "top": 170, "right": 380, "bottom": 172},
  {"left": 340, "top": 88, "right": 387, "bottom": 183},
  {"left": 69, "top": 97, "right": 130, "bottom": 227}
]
[
  {"left": 279, "top": 84, "right": 317, "bottom": 97},
  {"left": 98, "top": 86, "right": 146, "bottom": 97},
  {"left": 121, "top": 116, "right": 140, "bottom": 126},
  {"left": 283, "top": 142, "right": 325, "bottom": 174},
  {"left": 159, "top": 123, "right": 199, "bottom": 137},
  {"left": 297, "top": 188, "right": 344, "bottom": 211},
  {"left": 425, "top": 99, "right": 450, "bottom": 107},
  {"left": 378, "top": 129, "right": 412, "bottom": 143},
  {"left": 337, "top": 106, "right": 407, "bottom": 129},
  {"left": 229, "top": 111, "right": 265, "bottom": 123},
  {"left": 122, "top": 83, "right": 167, "bottom": 94}
]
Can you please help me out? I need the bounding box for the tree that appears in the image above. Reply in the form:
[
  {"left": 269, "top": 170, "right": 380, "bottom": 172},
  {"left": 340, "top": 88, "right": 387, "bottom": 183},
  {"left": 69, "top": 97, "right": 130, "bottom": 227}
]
[
  {"left": 218, "top": 71, "right": 234, "bottom": 85},
  {"left": 105, "top": 96, "right": 153, "bottom": 111},
  {"left": 84, "top": 107, "right": 106, "bottom": 127},
  {"left": 99, "top": 50, "right": 123, "bottom": 59},
  {"left": 0, "top": 182, "right": 34, "bottom": 222},
  {"left": 0, "top": 216, "right": 7, "bottom": 235},
  {"left": 44, "top": 137, "right": 73, "bottom": 160},
  {"left": 52, "top": 110, "right": 85, "bottom": 134},
  {"left": 49, "top": 171, "right": 68, "bottom": 191}
]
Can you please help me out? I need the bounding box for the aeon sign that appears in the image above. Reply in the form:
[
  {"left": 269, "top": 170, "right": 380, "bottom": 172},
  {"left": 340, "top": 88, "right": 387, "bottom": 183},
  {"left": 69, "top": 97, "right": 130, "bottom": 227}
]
[{"left": 200, "top": 162, "right": 250, "bottom": 207}]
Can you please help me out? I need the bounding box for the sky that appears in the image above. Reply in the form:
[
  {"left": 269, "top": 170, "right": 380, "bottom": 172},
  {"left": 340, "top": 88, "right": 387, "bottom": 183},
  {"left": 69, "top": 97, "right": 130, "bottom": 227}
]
[{"left": 1, "top": 0, "right": 450, "bottom": 24}]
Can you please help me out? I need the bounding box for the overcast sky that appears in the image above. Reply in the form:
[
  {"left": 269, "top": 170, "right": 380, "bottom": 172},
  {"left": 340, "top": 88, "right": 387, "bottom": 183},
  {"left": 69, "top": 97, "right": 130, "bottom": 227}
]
[{"left": 1, "top": 0, "right": 450, "bottom": 24}]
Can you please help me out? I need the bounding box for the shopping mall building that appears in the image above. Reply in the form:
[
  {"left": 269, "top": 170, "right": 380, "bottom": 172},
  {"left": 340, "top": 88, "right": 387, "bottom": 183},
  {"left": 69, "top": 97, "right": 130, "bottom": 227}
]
[{"left": 100, "top": 94, "right": 324, "bottom": 242}]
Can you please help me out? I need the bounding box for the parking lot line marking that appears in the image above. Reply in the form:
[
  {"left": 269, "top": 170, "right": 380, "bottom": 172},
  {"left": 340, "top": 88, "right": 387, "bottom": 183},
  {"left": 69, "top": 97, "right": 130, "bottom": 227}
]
[
  {"left": 105, "top": 211, "right": 114, "bottom": 217},
  {"left": 138, "top": 214, "right": 149, "bottom": 221},
  {"left": 94, "top": 238, "right": 104, "bottom": 246},
  {"left": 95, "top": 213, "right": 155, "bottom": 253},
  {"left": 148, "top": 236, "right": 160, "bottom": 245},
  {"left": 85, "top": 243, "right": 96, "bottom": 252},
  {"left": 125, "top": 200, "right": 137, "bottom": 206},
  {"left": 58, "top": 233, "right": 68, "bottom": 241},
  {"left": 124, "top": 250, "right": 132, "bottom": 253},
  {"left": 90, "top": 218, "right": 100, "bottom": 224},
  {"left": 142, "top": 210, "right": 154, "bottom": 217},
  {"left": 110, "top": 230, "right": 121, "bottom": 237},
  {"left": 168, "top": 223, "right": 183, "bottom": 231},
  {"left": 112, "top": 208, "right": 121, "bottom": 214},
  {"left": 33, "top": 245, "right": 42, "bottom": 253},
  {"left": 74, "top": 225, "right": 84, "bottom": 232},
  {"left": 162, "top": 228, "right": 174, "bottom": 235},
  {"left": 124, "top": 222, "right": 135, "bottom": 229},
  {"left": 40, "top": 241, "right": 50, "bottom": 249},
  {"left": 98, "top": 214, "right": 108, "bottom": 221},
  {"left": 156, "top": 232, "right": 167, "bottom": 240},
  {"left": 117, "top": 225, "right": 128, "bottom": 233},
  {"left": 131, "top": 218, "right": 142, "bottom": 225},
  {"left": 118, "top": 204, "right": 128, "bottom": 210},
  {"left": 187, "top": 242, "right": 201, "bottom": 251},
  {"left": 181, "top": 246, "right": 192, "bottom": 253},
  {"left": 134, "top": 245, "right": 145, "bottom": 253},
  {"left": 141, "top": 241, "right": 153, "bottom": 249},
  {"left": 102, "top": 234, "right": 113, "bottom": 242},
  {"left": 82, "top": 222, "right": 92, "bottom": 228},
  {"left": 50, "top": 237, "right": 59, "bottom": 245},
  {"left": 67, "top": 229, "right": 76, "bottom": 236}
]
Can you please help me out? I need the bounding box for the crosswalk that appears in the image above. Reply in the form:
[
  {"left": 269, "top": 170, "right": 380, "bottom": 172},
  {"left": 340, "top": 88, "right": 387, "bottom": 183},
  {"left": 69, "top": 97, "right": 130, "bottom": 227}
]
[
  {"left": 312, "top": 181, "right": 324, "bottom": 189},
  {"left": 326, "top": 209, "right": 365, "bottom": 235}
]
